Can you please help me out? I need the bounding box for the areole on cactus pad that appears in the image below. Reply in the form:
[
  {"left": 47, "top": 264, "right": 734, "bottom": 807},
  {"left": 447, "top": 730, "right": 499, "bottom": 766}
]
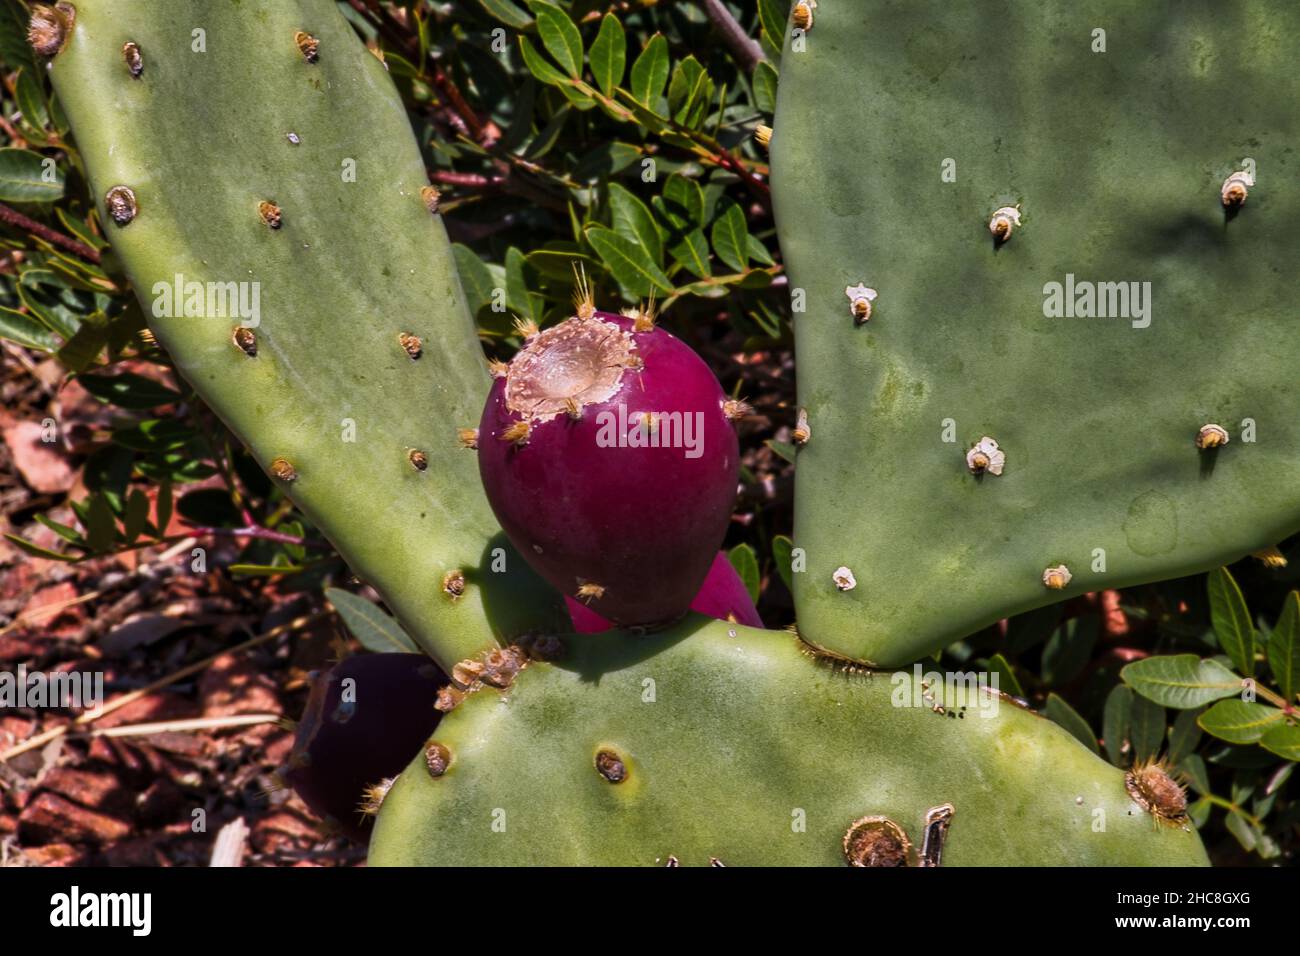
[
  {"left": 771, "top": 0, "right": 1300, "bottom": 666},
  {"left": 476, "top": 298, "right": 741, "bottom": 628}
]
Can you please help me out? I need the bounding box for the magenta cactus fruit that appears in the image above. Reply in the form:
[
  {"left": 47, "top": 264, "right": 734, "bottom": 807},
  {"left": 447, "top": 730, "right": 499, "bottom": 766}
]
[
  {"left": 566, "top": 551, "right": 762, "bottom": 633},
  {"left": 477, "top": 305, "right": 740, "bottom": 628},
  {"left": 283, "top": 653, "right": 446, "bottom": 841}
]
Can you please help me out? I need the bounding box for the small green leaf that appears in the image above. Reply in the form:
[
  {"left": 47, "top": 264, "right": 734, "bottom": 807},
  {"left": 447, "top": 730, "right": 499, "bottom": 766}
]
[
  {"left": 82, "top": 493, "right": 118, "bottom": 553},
  {"left": 1102, "top": 684, "right": 1133, "bottom": 766},
  {"left": 1197, "top": 699, "right": 1285, "bottom": 744},
  {"left": 518, "top": 35, "right": 569, "bottom": 87},
  {"left": 710, "top": 200, "right": 750, "bottom": 272},
  {"left": 1260, "top": 723, "right": 1300, "bottom": 761},
  {"left": 1120, "top": 654, "right": 1243, "bottom": 708},
  {"left": 156, "top": 480, "right": 173, "bottom": 536},
  {"left": 772, "top": 535, "right": 794, "bottom": 593},
  {"left": 728, "top": 543, "right": 760, "bottom": 604},
  {"left": 56, "top": 320, "right": 107, "bottom": 373},
  {"left": 122, "top": 488, "right": 150, "bottom": 544},
  {"left": 1208, "top": 566, "right": 1254, "bottom": 676},
  {"left": 15, "top": 67, "right": 49, "bottom": 134},
  {"left": 79, "top": 371, "right": 182, "bottom": 409},
  {"left": 1041, "top": 615, "right": 1098, "bottom": 686},
  {"left": 1129, "top": 694, "right": 1166, "bottom": 763},
  {"left": 588, "top": 13, "right": 625, "bottom": 96},
  {"left": 765, "top": 439, "right": 795, "bottom": 464},
  {"left": 3, "top": 532, "right": 77, "bottom": 561},
  {"left": 0, "top": 147, "right": 63, "bottom": 202},
  {"left": 1267, "top": 590, "right": 1299, "bottom": 701},
  {"left": 986, "top": 653, "right": 1023, "bottom": 699},
  {"left": 35, "top": 513, "right": 83, "bottom": 544},
  {"left": 0, "top": 306, "right": 59, "bottom": 351},
  {"left": 477, "top": 0, "right": 533, "bottom": 29},
  {"left": 669, "top": 228, "right": 711, "bottom": 278},
  {"left": 1167, "top": 707, "right": 1204, "bottom": 765},
  {"left": 326, "top": 587, "right": 421, "bottom": 654},
  {"left": 1045, "top": 693, "right": 1098, "bottom": 754},
  {"left": 528, "top": 0, "right": 583, "bottom": 78},
  {"left": 608, "top": 182, "right": 662, "bottom": 266},
  {"left": 451, "top": 243, "right": 498, "bottom": 316},
  {"left": 585, "top": 225, "right": 672, "bottom": 296},
  {"left": 658, "top": 174, "right": 706, "bottom": 230},
  {"left": 752, "top": 60, "right": 778, "bottom": 113},
  {"left": 1179, "top": 753, "right": 1211, "bottom": 795},
  {"left": 629, "top": 34, "right": 669, "bottom": 107},
  {"left": 757, "top": 0, "right": 786, "bottom": 56},
  {"left": 667, "top": 56, "right": 706, "bottom": 122}
]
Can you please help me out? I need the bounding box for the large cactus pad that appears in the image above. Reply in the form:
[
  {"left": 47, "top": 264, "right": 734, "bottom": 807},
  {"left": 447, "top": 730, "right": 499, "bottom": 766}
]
[
  {"left": 371, "top": 618, "right": 1207, "bottom": 866},
  {"left": 771, "top": 1, "right": 1300, "bottom": 665},
  {"left": 46, "top": 0, "right": 565, "bottom": 669}
]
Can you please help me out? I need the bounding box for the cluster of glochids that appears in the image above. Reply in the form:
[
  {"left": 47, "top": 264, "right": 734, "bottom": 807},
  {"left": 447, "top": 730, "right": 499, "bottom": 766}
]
[
  {"left": 471, "top": 272, "right": 745, "bottom": 629},
  {"left": 785, "top": 165, "right": 1260, "bottom": 601}
]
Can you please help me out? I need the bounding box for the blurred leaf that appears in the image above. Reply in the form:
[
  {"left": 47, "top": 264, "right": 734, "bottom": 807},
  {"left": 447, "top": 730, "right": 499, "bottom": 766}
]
[
  {"left": 477, "top": 0, "right": 533, "bottom": 29},
  {"left": 585, "top": 225, "right": 672, "bottom": 296},
  {"left": 1167, "top": 707, "right": 1205, "bottom": 765},
  {"left": 15, "top": 67, "right": 50, "bottom": 134},
  {"left": 1198, "top": 699, "right": 1285, "bottom": 744},
  {"left": 156, "top": 479, "right": 173, "bottom": 535},
  {"left": 772, "top": 534, "right": 794, "bottom": 593},
  {"left": 1180, "top": 753, "right": 1211, "bottom": 794},
  {"left": 528, "top": 0, "right": 583, "bottom": 78},
  {"left": 1129, "top": 694, "right": 1166, "bottom": 763},
  {"left": 765, "top": 439, "right": 795, "bottom": 464},
  {"left": 0, "top": 0, "right": 39, "bottom": 77},
  {"left": 19, "top": 283, "right": 81, "bottom": 338},
  {"left": 1267, "top": 590, "right": 1299, "bottom": 700},
  {"left": 986, "top": 653, "right": 1023, "bottom": 698},
  {"left": 1005, "top": 604, "right": 1061, "bottom": 656},
  {"left": 1041, "top": 615, "right": 1098, "bottom": 686},
  {"left": 35, "top": 513, "right": 83, "bottom": 544},
  {"left": 325, "top": 587, "right": 420, "bottom": 654},
  {"left": 1208, "top": 566, "right": 1254, "bottom": 676},
  {"left": 176, "top": 488, "right": 241, "bottom": 528},
  {"left": 757, "top": 0, "right": 786, "bottom": 56},
  {"left": 1045, "top": 693, "right": 1098, "bottom": 754},
  {"left": 0, "top": 306, "right": 59, "bottom": 351},
  {"left": 82, "top": 493, "right": 118, "bottom": 553},
  {"left": 1102, "top": 684, "right": 1133, "bottom": 766},
  {"left": 1120, "top": 654, "right": 1242, "bottom": 708},
  {"left": 111, "top": 418, "right": 196, "bottom": 453},
  {"left": 55, "top": 320, "right": 106, "bottom": 373},
  {"left": 629, "top": 33, "right": 669, "bottom": 107},
  {"left": 710, "top": 199, "right": 749, "bottom": 272},
  {"left": 3, "top": 533, "right": 77, "bottom": 561},
  {"left": 452, "top": 243, "right": 498, "bottom": 316},
  {"left": 1259, "top": 724, "right": 1300, "bottom": 761},
  {"left": 728, "top": 542, "right": 760, "bottom": 604},
  {"left": 1224, "top": 810, "right": 1258, "bottom": 853},
  {"left": 588, "top": 13, "right": 625, "bottom": 95},
  {"left": 122, "top": 488, "right": 150, "bottom": 544},
  {"left": 79, "top": 371, "right": 181, "bottom": 409},
  {"left": 0, "top": 147, "right": 63, "bottom": 202},
  {"left": 753, "top": 60, "right": 778, "bottom": 113}
]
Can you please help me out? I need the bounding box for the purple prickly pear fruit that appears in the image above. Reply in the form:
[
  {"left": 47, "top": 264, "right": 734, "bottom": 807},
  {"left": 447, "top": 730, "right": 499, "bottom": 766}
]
[
  {"left": 283, "top": 653, "right": 446, "bottom": 842},
  {"left": 566, "top": 551, "right": 763, "bottom": 633},
  {"left": 477, "top": 306, "right": 741, "bottom": 628}
]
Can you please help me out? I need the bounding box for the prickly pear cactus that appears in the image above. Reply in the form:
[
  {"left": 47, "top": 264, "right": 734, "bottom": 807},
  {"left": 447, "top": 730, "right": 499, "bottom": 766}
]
[
  {"left": 771, "top": 2, "right": 1300, "bottom": 665},
  {"left": 370, "top": 618, "right": 1208, "bottom": 866},
  {"left": 43, "top": 0, "right": 565, "bottom": 670}
]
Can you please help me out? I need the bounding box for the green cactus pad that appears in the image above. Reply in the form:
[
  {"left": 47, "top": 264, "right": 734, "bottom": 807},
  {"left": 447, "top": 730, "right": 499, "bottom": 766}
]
[
  {"left": 47, "top": 0, "right": 565, "bottom": 669},
  {"left": 771, "top": 2, "right": 1300, "bottom": 665},
  {"left": 370, "top": 617, "right": 1207, "bottom": 866}
]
